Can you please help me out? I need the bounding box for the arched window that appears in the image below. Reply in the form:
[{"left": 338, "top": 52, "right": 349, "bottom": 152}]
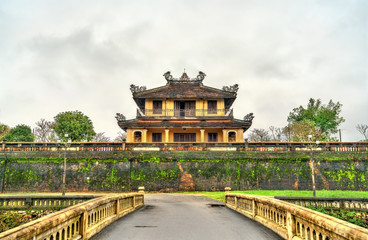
[
  {"left": 134, "top": 131, "right": 142, "bottom": 142},
  {"left": 228, "top": 131, "right": 236, "bottom": 142}
]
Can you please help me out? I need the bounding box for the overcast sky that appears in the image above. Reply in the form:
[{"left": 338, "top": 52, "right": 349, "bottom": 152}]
[{"left": 0, "top": 0, "right": 367, "bottom": 141}]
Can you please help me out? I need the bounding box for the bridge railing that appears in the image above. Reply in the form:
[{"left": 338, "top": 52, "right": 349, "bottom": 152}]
[
  {"left": 0, "top": 195, "right": 96, "bottom": 210},
  {"left": 0, "top": 193, "right": 144, "bottom": 240},
  {"left": 275, "top": 196, "right": 368, "bottom": 212},
  {"left": 1, "top": 141, "right": 368, "bottom": 152},
  {"left": 225, "top": 192, "right": 368, "bottom": 240}
]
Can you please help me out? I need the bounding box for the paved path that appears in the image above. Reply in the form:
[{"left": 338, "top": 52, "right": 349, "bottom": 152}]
[{"left": 91, "top": 194, "right": 282, "bottom": 240}]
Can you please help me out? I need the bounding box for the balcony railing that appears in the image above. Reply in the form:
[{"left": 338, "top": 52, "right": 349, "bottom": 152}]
[{"left": 137, "top": 108, "right": 233, "bottom": 117}]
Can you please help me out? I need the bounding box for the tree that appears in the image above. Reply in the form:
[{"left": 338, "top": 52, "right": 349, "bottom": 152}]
[
  {"left": 92, "top": 132, "right": 111, "bottom": 142},
  {"left": 356, "top": 124, "right": 368, "bottom": 141},
  {"left": 247, "top": 128, "right": 271, "bottom": 142},
  {"left": 286, "top": 120, "right": 322, "bottom": 142},
  {"left": 53, "top": 110, "right": 96, "bottom": 142},
  {"left": 269, "top": 126, "right": 284, "bottom": 141},
  {"left": 287, "top": 98, "right": 345, "bottom": 138},
  {"left": 114, "top": 131, "right": 127, "bottom": 142},
  {"left": 4, "top": 124, "right": 34, "bottom": 142},
  {"left": 0, "top": 123, "right": 9, "bottom": 140},
  {"left": 34, "top": 119, "right": 57, "bottom": 142}
]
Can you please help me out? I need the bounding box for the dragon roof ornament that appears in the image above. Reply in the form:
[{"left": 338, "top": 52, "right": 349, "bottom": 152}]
[
  {"left": 164, "top": 71, "right": 206, "bottom": 83},
  {"left": 130, "top": 84, "right": 147, "bottom": 94},
  {"left": 243, "top": 113, "right": 254, "bottom": 122},
  {"left": 222, "top": 84, "right": 239, "bottom": 93},
  {"left": 115, "top": 113, "right": 126, "bottom": 122}
]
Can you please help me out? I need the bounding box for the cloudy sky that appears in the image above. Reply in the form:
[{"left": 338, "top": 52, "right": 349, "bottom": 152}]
[{"left": 0, "top": 0, "right": 367, "bottom": 141}]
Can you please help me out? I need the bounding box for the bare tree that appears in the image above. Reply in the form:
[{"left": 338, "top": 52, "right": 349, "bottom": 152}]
[
  {"left": 114, "top": 131, "right": 127, "bottom": 142},
  {"left": 269, "top": 126, "right": 284, "bottom": 141},
  {"left": 356, "top": 124, "right": 368, "bottom": 141},
  {"left": 92, "top": 132, "right": 111, "bottom": 142},
  {"left": 34, "top": 119, "right": 57, "bottom": 142},
  {"left": 247, "top": 128, "right": 271, "bottom": 142}
]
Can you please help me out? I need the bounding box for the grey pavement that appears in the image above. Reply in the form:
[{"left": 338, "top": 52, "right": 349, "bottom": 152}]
[{"left": 91, "top": 194, "right": 283, "bottom": 240}]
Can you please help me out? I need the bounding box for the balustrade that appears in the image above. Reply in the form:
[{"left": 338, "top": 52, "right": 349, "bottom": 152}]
[
  {"left": 275, "top": 196, "right": 368, "bottom": 212},
  {"left": 226, "top": 192, "right": 368, "bottom": 240},
  {"left": 0, "top": 193, "right": 144, "bottom": 240},
  {"left": 0, "top": 195, "right": 95, "bottom": 210},
  {"left": 1, "top": 141, "right": 367, "bottom": 152}
]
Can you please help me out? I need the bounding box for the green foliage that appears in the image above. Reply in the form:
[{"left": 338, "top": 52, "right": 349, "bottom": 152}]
[
  {"left": 53, "top": 110, "right": 96, "bottom": 142},
  {"left": 309, "top": 206, "right": 367, "bottom": 228},
  {"left": 0, "top": 210, "right": 55, "bottom": 233},
  {"left": 285, "top": 120, "right": 322, "bottom": 142},
  {"left": 287, "top": 98, "right": 345, "bottom": 140},
  {"left": 0, "top": 123, "right": 9, "bottom": 140},
  {"left": 3, "top": 124, "right": 34, "bottom": 142}
]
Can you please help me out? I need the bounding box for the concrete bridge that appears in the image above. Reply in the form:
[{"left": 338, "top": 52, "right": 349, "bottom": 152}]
[
  {"left": 0, "top": 191, "right": 367, "bottom": 240},
  {"left": 90, "top": 194, "right": 282, "bottom": 240}
]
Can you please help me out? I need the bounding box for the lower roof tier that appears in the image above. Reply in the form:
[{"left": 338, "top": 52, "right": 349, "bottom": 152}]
[{"left": 117, "top": 118, "right": 252, "bottom": 130}]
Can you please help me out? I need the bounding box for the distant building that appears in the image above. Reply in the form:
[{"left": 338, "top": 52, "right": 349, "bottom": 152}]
[{"left": 116, "top": 71, "right": 253, "bottom": 143}]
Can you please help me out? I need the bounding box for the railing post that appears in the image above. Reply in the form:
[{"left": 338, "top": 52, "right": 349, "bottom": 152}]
[
  {"left": 286, "top": 212, "right": 296, "bottom": 240},
  {"left": 80, "top": 210, "right": 88, "bottom": 240},
  {"left": 116, "top": 198, "right": 120, "bottom": 215},
  {"left": 252, "top": 200, "right": 256, "bottom": 219}
]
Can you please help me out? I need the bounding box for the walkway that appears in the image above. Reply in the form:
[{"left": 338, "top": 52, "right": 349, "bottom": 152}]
[{"left": 91, "top": 194, "right": 282, "bottom": 240}]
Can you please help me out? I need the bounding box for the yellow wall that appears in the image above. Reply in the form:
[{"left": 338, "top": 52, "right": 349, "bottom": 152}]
[
  {"left": 145, "top": 99, "right": 225, "bottom": 117},
  {"left": 126, "top": 128, "right": 244, "bottom": 143}
]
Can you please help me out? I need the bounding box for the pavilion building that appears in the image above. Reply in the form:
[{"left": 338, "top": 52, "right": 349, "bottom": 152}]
[{"left": 116, "top": 71, "right": 253, "bottom": 143}]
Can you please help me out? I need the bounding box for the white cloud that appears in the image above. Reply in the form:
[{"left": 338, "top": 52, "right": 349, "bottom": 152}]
[{"left": 0, "top": 0, "right": 366, "bottom": 141}]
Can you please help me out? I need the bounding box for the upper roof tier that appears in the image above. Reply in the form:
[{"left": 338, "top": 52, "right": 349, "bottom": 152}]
[{"left": 130, "top": 71, "right": 239, "bottom": 108}]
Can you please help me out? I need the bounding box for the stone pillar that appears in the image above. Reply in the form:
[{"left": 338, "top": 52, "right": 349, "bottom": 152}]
[
  {"left": 142, "top": 129, "right": 148, "bottom": 143},
  {"left": 286, "top": 212, "right": 296, "bottom": 240},
  {"left": 222, "top": 129, "right": 227, "bottom": 142},
  {"left": 165, "top": 129, "right": 170, "bottom": 143},
  {"left": 80, "top": 210, "right": 88, "bottom": 240},
  {"left": 126, "top": 129, "right": 132, "bottom": 142},
  {"left": 200, "top": 129, "right": 205, "bottom": 142},
  {"left": 237, "top": 129, "right": 243, "bottom": 142},
  {"left": 138, "top": 186, "right": 145, "bottom": 193}
]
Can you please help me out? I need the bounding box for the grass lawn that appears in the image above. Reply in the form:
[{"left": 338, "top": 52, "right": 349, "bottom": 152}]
[{"left": 187, "top": 190, "right": 368, "bottom": 202}]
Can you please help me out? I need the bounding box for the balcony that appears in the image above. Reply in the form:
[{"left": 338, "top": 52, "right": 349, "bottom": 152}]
[{"left": 137, "top": 108, "right": 234, "bottom": 119}]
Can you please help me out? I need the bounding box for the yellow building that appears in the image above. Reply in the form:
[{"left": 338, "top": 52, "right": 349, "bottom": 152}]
[{"left": 116, "top": 71, "right": 253, "bottom": 143}]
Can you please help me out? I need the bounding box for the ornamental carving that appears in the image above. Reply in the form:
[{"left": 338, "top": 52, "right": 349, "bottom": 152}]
[
  {"left": 115, "top": 113, "right": 126, "bottom": 122},
  {"left": 194, "top": 71, "right": 206, "bottom": 81},
  {"left": 163, "top": 71, "right": 174, "bottom": 80},
  {"left": 130, "top": 84, "right": 146, "bottom": 93},
  {"left": 222, "top": 84, "right": 239, "bottom": 93},
  {"left": 244, "top": 113, "right": 254, "bottom": 122},
  {"left": 164, "top": 71, "right": 206, "bottom": 81}
]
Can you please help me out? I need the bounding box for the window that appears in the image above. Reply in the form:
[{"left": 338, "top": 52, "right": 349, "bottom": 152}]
[
  {"left": 208, "top": 100, "right": 217, "bottom": 114},
  {"left": 228, "top": 131, "right": 236, "bottom": 142},
  {"left": 134, "top": 131, "right": 142, "bottom": 142},
  {"left": 208, "top": 133, "right": 218, "bottom": 142},
  {"left": 153, "top": 100, "right": 162, "bottom": 114},
  {"left": 174, "top": 101, "right": 196, "bottom": 117},
  {"left": 152, "top": 133, "right": 162, "bottom": 142},
  {"left": 174, "top": 133, "right": 196, "bottom": 142}
]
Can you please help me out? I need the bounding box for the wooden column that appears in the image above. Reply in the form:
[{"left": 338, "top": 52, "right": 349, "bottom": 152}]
[
  {"left": 222, "top": 129, "right": 227, "bottom": 142},
  {"left": 200, "top": 129, "right": 205, "bottom": 142},
  {"left": 165, "top": 129, "right": 170, "bottom": 143},
  {"left": 142, "top": 129, "right": 148, "bottom": 143}
]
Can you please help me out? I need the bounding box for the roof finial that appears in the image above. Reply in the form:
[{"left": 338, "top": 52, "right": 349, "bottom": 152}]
[{"left": 184, "top": 68, "right": 186, "bottom": 73}]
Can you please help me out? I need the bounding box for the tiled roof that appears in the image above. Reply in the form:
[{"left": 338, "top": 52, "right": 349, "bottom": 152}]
[
  {"left": 118, "top": 118, "right": 252, "bottom": 130},
  {"left": 133, "top": 82, "right": 236, "bottom": 99}
]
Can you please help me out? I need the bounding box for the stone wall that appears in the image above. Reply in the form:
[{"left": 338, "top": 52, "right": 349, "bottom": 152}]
[{"left": 0, "top": 151, "right": 367, "bottom": 192}]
